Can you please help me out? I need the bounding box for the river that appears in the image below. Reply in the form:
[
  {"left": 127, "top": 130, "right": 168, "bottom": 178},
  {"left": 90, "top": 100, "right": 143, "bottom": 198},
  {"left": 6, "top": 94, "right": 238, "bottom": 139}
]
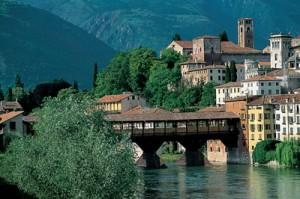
[{"left": 142, "top": 163, "right": 300, "bottom": 199}]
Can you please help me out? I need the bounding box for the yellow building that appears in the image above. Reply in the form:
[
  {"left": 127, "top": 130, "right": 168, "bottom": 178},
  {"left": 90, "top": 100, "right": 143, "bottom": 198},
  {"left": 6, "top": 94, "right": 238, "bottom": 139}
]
[
  {"left": 98, "top": 93, "right": 147, "bottom": 113},
  {"left": 247, "top": 96, "right": 276, "bottom": 151}
]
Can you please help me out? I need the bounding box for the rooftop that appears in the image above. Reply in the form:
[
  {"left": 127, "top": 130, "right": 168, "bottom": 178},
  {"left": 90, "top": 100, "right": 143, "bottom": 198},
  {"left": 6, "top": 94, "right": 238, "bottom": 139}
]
[
  {"left": 0, "top": 101, "right": 23, "bottom": 112},
  {"left": 198, "top": 106, "right": 225, "bottom": 113},
  {"left": 266, "top": 69, "right": 300, "bottom": 77},
  {"left": 0, "top": 111, "right": 23, "bottom": 124},
  {"left": 106, "top": 109, "right": 239, "bottom": 122},
  {"left": 99, "top": 93, "right": 133, "bottom": 103},
  {"left": 216, "top": 81, "right": 242, "bottom": 89},
  {"left": 221, "top": 41, "right": 261, "bottom": 54},
  {"left": 242, "top": 75, "right": 280, "bottom": 82},
  {"left": 194, "top": 35, "right": 219, "bottom": 40},
  {"left": 247, "top": 94, "right": 300, "bottom": 106},
  {"left": 173, "top": 40, "right": 193, "bottom": 49}
]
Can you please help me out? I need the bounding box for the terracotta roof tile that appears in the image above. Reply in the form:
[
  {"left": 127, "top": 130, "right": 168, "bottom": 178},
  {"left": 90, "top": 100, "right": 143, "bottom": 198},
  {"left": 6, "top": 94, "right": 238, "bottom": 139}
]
[
  {"left": 123, "top": 106, "right": 172, "bottom": 115},
  {"left": 198, "top": 106, "right": 225, "bottom": 113},
  {"left": 216, "top": 81, "right": 242, "bottom": 88},
  {"left": 221, "top": 41, "right": 261, "bottom": 54},
  {"left": 0, "top": 111, "right": 23, "bottom": 124},
  {"left": 247, "top": 94, "right": 300, "bottom": 106},
  {"left": 99, "top": 93, "right": 133, "bottom": 103},
  {"left": 266, "top": 69, "right": 300, "bottom": 77},
  {"left": 174, "top": 41, "right": 193, "bottom": 49},
  {"left": 242, "top": 75, "right": 279, "bottom": 82}
]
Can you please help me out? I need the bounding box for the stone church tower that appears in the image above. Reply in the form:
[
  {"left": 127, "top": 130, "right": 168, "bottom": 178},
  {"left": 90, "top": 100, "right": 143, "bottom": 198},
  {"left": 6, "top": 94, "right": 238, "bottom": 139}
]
[{"left": 238, "top": 18, "right": 254, "bottom": 48}]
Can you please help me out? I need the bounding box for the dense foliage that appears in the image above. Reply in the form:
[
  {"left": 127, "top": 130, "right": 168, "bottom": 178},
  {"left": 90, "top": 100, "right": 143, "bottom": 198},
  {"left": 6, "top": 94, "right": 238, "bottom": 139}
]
[
  {"left": 0, "top": 89, "right": 139, "bottom": 198},
  {"left": 95, "top": 47, "right": 217, "bottom": 111},
  {"left": 253, "top": 140, "right": 280, "bottom": 164},
  {"left": 253, "top": 140, "right": 300, "bottom": 167}
]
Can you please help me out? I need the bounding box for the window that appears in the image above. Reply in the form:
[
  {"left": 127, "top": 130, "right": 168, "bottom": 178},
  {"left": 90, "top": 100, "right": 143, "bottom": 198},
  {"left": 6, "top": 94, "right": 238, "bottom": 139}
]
[
  {"left": 261, "top": 82, "right": 264, "bottom": 86},
  {"left": 276, "top": 124, "right": 280, "bottom": 131},
  {"left": 267, "top": 134, "right": 272, "bottom": 139},
  {"left": 265, "top": 124, "right": 271, "bottom": 130},
  {"left": 276, "top": 82, "right": 279, "bottom": 86},
  {"left": 218, "top": 70, "right": 220, "bottom": 73},
  {"left": 276, "top": 114, "right": 280, "bottom": 121},
  {"left": 258, "top": 124, "right": 262, "bottom": 132},
  {"left": 275, "top": 54, "right": 278, "bottom": 61},
  {"left": 218, "top": 76, "right": 221, "bottom": 80},
  {"left": 251, "top": 114, "right": 255, "bottom": 121},
  {"left": 297, "top": 128, "right": 300, "bottom": 135},
  {"left": 268, "top": 82, "right": 272, "bottom": 86},
  {"left": 290, "top": 128, "right": 294, "bottom": 135},
  {"left": 283, "top": 116, "right": 286, "bottom": 125},
  {"left": 268, "top": 90, "right": 272, "bottom": 94},
  {"left": 276, "top": 90, "right": 280, "bottom": 94},
  {"left": 283, "top": 128, "right": 286, "bottom": 135},
  {"left": 258, "top": 114, "right": 262, "bottom": 121},
  {"left": 9, "top": 122, "right": 16, "bottom": 131},
  {"left": 251, "top": 134, "right": 254, "bottom": 140},
  {"left": 264, "top": 113, "right": 270, "bottom": 120},
  {"left": 282, "top": 106, "right": 286, "bottom": 113},
  {"left": 250, "top": 124, "right": 255, "bottom": 132},
  {"left": 261, "top": 90, "right": 265, "bottom": 95},
  {"left": 258, "top": 134, "right": 262, "bottom": 140},
  {"left": 288, "top": 117, "right": 293, "bottom": 124},
  {"left": 297, "top": 116, "right": 300, "bottom": 124}
]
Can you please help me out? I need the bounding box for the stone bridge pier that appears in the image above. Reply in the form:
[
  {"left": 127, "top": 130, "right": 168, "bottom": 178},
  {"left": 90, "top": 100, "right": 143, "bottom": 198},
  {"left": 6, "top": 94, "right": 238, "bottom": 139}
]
[
  {"left": 177, "top": 139, "right": 206, "bottom": 166},
  {"left": 134, "top": 138, "right": 165, "bottom": 169}
]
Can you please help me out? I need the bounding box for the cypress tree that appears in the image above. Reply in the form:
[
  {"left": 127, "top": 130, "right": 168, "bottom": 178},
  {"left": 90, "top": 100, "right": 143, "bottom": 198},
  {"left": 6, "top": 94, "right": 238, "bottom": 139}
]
[
  {"left": 6, "top": 87, "right": 13, "bottom": 101},
  {"left": 15, "top": 74, "right": 24, "bottom": 88},
  {"left": 172, "top": 33, "right": 181, "bottom": 41},
  {"left": 73, "top": 80, "right": 78, "bottom": 91},
  {"left": 219, "top": 31, "right": 229, "bottom": 41},
  {"left": 225, "top": 64, "right": 231, "bottom": 83},
  {"left": 0, "top": 84, "right": 4, "bottom": 101},
  {"left": 93, "top": 63, "right": 98, "bottom": 89},
  {"left": 229, "top": 61, "right": 237, "bottom": 82}
]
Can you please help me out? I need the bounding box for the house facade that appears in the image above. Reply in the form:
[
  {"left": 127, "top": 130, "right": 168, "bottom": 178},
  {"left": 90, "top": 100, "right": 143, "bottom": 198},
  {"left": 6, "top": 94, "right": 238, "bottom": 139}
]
[{"left": 98, "top": 93, "right": 147, "bottom": 113}]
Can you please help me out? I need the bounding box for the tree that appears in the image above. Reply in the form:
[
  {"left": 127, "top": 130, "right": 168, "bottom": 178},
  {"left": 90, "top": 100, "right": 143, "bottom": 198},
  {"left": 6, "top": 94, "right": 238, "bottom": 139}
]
[
  {"left": 5, "top": 87, "right": 13, "bottom": 101},
  {"left": 225, "top": 64, "right": 231, "bottom": 83},
  {"left": 161, "top": 48, "right": 182, "bottom": 69},
  {"left": 15, "top": 74, "right": 24, "bottom": 88},
  {"left": 73, "top": 80, "right": 79, "bottom": 91},
  {"left": 172, "top": 33, "right": 181, "bottom": 41},
  {"left": 229, "top": 61, "right": 237, "bottom": 82},
  {"left": 200, "top": 82, "right": 217, "bottom": 108},
  {"left": 93, "top": 63, "right": 98, "bottom": 89},
  {"left": 0, "top": 89, "right": 139, "bottom": 198},
  {"left": 94, "top": 53, "right": 131, "bottom": 97},
  {"left": 0, "top": 84, "right": 4, "bottom": 101},
  {"left": 128, "top": 47, "right": 156, "bottom": 94},
  {"left": 219, "top": 31, "right": 229, "bottom": 41}
]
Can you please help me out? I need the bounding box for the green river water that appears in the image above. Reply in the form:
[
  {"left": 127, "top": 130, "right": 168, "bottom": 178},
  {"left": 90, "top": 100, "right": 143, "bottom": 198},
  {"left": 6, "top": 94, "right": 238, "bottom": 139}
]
[{"left": 142, "top": 164, "right": 300, "bottom": 199}]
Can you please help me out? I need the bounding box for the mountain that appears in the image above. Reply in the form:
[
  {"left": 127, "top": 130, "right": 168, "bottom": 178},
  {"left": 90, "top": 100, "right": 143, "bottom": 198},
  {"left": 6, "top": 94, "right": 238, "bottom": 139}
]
[
  {"left": 0, "top": 1, "right": 115, "bottom": 89},
  {"left": 17, "top": 0, "right": 300, "bottom": 51}
]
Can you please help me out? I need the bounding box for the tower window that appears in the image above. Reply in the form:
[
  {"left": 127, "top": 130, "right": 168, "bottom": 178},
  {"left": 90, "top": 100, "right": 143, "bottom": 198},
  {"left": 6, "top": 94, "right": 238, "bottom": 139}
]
[
  {"left": 275, "top": 54, "right": 278, "bottom": 61},
  {"left": 241, "top": 27, "right": 243, "bottom": 33},
  {"left": 247, "top": 27, "right": 250, "bottom": 32}
]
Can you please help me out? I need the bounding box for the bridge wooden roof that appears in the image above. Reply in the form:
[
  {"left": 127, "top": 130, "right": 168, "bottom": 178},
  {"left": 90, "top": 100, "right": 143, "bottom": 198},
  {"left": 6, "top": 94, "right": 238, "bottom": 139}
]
[{"left": 106, "top": 111, "right": 239, "bottom": 122}]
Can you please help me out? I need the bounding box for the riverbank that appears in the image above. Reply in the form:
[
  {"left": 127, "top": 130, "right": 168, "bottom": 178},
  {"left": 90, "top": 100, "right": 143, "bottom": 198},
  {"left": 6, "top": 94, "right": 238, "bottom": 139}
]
[{"left": 160, "top": 153, "right": 182, "bottom": 162}]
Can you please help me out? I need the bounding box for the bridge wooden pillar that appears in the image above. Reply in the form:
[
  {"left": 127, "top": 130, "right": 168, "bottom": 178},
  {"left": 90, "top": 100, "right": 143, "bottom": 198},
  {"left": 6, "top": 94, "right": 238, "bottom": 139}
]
[
  {"left": 134, "top": 138, "right": 165, "bottom": 169},
  {"left": 177, "top": 139, "right": 206, "bottom": 167}
]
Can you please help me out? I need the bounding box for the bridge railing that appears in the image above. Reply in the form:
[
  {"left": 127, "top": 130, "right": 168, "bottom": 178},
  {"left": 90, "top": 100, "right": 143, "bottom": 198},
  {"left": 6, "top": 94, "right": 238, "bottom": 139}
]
[{"left": 112, "top": 119, "right": 238, "bottom": 136}]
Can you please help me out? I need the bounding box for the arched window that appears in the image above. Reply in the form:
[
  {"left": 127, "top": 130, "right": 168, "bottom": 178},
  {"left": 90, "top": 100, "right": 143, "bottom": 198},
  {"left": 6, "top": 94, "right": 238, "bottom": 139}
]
[
  {"left": 275, "top": 53, "right": 278, "bottom": 61},
  {"left": 241, "top": 27, "right": 243, "bottom": 33}
]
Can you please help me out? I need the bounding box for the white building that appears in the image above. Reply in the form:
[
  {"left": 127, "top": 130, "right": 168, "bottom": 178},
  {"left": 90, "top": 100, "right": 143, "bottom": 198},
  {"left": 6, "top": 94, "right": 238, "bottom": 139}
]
[
  {"left": 273, "top": 94, "right": 300, "bottom": 141},
  {"left": 166, "top": 40, "right": 193, "bottom": 55},
  {"left": 270, "top": 34, "right": 293, "bottom": 69},
  {"left": 216, "top": 82, "right": 242, "bottom": 106},
  {"left": 241, "top": 76, "right": 282, "bottom": 96}
]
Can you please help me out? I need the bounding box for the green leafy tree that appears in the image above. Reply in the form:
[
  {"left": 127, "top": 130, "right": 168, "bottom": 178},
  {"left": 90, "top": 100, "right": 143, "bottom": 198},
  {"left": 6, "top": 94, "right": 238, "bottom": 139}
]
[
  {"left": 229, "top": 61, "right": 237, "bottom": 82},
  {"left": 15, "top": 74, "right": 24, "bottom": 88},
  {"left": 128, "top": 47, "right": 156, "bottom": 94},
  {"left": 252, "top": 140, "right": 279, "bottom": 164},
  {"left": 276, "top": 141, "right": 300, "bottom": 167},
  {"left": 219, "top": 31, "right": 229, "bottom": 41},
  {"left": 172, "top": 33, "right": 181, "bottom": 41},
  {"left": 161, "top": 48, "right": 182, "bottom": 69},
  {"left": 94, "top": 52, "right": 131, "bottom": 97},
  {"left": 93, "top": 63, "right": 98, "bottom": 89},
  {"left": 12, "top": 87, "right": 26, "bottom": 101},
  {"left": 225, "top": 64, "right": 231, "bottom": 83},
  {"left": 0, "top": 89, "right": 139, "bottom": 198},
  {"left": 200, "top": 82, "right": 217, "bottom": 108}
]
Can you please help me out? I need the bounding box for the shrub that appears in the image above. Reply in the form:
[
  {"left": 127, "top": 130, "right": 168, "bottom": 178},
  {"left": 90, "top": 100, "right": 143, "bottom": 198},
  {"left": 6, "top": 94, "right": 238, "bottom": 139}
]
[
  {"left": 253, "top": 140, "right": 280, "bottom": 164},
  {"left": 276, "top": 141, "right": 300, "bottom": 167},
  {"left": 0, "top": 89, "right": 139, "bottom": 199}
]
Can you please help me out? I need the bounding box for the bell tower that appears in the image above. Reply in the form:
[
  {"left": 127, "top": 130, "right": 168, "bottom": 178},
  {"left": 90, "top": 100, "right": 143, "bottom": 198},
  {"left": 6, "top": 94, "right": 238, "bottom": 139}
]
[{"left": 238, "top": 18, "right": 254, "bottom": 48}]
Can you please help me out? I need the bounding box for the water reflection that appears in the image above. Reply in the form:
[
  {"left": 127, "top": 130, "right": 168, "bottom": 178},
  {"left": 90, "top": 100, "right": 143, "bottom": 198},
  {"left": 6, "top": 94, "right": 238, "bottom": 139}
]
[{"left": 142, "top": 163, "right": 300, "bottom": 199}]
